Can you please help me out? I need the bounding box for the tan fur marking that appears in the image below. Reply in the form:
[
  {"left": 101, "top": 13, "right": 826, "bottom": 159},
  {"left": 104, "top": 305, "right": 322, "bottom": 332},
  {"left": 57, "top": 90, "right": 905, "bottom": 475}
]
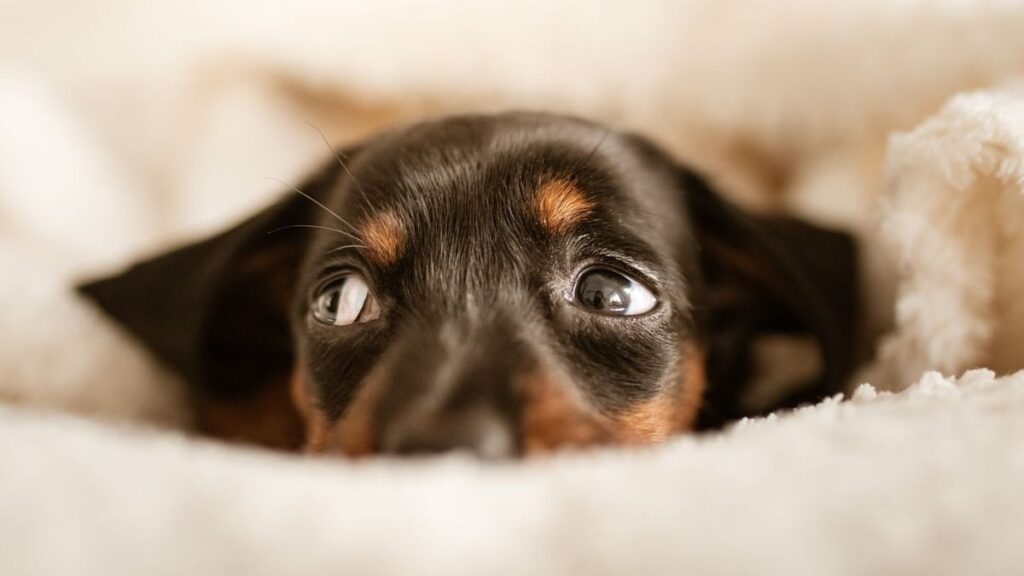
[
  {"left": 361, "top": 211, "right": 406, "bottom": 266},
  {"left": 323, "top": 366, "right": 392, "bottom": 457},
  {"left": 290, "top": 371, "right": 329, "bottom": 453},
  {"left": 302, "top": 344, "right": 705, "bottom": 457},
  {"left": 615, "top": 343, "right": 707, "bottom": 439},
  {"left": 522, "top": 347, "right": 706, "bottom": 454},
  {"left": 521, "top": 370, "right": 616, "bottom": 455},
  {"left": 615, "top": 394, "right": 679, "bottom": 442},
  {"left": 676, "top": 343, "right": 707, "bottom": 429},
  {"left": 535, "top": 180, "right": 594, "bottom": 233}
]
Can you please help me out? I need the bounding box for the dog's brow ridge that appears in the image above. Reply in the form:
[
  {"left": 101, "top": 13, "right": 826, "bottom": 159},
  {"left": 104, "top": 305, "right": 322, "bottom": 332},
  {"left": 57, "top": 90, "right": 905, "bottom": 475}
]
[
  {"left": 535, "top": 179, "right": 595, "bottom": 234},
  {"left": 360, "top": 211, "right": 406, "bottom": 266}
]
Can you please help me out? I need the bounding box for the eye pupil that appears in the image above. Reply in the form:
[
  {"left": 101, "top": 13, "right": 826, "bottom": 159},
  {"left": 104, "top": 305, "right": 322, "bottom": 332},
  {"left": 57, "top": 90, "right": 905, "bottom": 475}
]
[
  {"left": 326, "top": 289, "right": 341, "bottom": 314},
  {"left": 577, "top": 270, "right": 632, "bottom": 312},
  {"left": 313, "top": 283, "right": 343, "bottom": 323},
  {"left": 312, "top": 275, "right": 375, "bottom": 326}
]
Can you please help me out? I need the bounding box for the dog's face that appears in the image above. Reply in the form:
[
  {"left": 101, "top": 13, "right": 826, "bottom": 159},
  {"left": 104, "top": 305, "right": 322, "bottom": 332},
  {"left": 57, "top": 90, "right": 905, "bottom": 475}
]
[{"left": 81, "top": 113, "right": 858, "bottom": 458}]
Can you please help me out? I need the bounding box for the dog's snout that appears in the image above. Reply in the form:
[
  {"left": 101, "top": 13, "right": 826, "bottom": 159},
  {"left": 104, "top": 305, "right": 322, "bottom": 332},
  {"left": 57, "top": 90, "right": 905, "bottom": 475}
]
[
  {"left": 370, "top": 319, "right": 529, "bottom": 459},
  {"left": 381, "top": 403, "right": 516, "bottom": 459}
]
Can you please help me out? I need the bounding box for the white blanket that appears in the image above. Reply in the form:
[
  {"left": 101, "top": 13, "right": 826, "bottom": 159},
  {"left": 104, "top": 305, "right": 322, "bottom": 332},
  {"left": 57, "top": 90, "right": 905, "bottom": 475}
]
[
  {"left": 2, "top": 1, "right": 1024, "bottom": 574},
  {"left": 864, "top": 86, "right": 1024, "bottom": 388},
  {"left": 3, "top": 370, "right": 1023, "bottom": 576}
]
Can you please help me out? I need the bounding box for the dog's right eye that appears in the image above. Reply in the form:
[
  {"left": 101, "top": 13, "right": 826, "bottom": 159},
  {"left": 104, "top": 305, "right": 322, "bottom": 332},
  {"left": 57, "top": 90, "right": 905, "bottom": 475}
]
[
  {"left": 312, "top": 274, "right": 380, "bottom": 326},
  {"left": 573, "top": 267, "right": 658, "bottom": 316}
]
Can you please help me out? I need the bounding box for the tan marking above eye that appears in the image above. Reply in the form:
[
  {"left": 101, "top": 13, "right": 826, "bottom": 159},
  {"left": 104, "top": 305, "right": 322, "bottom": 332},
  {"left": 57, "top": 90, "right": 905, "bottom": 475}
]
[
  {"left": 535, "top": 179, "right": 595, "bottom": 234},
  {"left": 360, "top": 211, "right": 406, "bottom": 266}
]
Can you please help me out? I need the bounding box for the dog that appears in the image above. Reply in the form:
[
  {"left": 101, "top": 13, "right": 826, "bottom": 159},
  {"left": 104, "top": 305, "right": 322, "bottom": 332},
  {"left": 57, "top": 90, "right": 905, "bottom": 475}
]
[{"left": 79, "top": 112, "right": 858, "bottom": 458}]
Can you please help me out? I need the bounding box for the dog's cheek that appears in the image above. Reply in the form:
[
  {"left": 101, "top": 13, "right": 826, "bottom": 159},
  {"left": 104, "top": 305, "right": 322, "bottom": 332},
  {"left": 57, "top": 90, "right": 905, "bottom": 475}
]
[
  {"left": 520, "top": 345, "right": 704, "bottom": 454},
  {"left": 520, "top": 369, "right": 617, "bottom": 455},
  {"left": 289, "top": 371, "right": 330, "bottom": 453},
  {"left": 298, "top": 329, "right": 391, "bottom": 455},
  {"left": 565, "top": 321, "right": 676, "bottom": 410},
  {"left": 301, "top": 362, "right": 392, "bottom": 458},
  {"left": 330, "top": 368, "right": 388, "bottom": 457},
  {"left": 612, "top": 343, "right": 706, "bottom": 440}
]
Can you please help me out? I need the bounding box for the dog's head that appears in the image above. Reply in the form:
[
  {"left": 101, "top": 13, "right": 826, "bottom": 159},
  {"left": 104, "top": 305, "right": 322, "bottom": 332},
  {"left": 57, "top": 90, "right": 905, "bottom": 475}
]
[{"left": 80, "top": 113, "right": 858, "bottom": 457}]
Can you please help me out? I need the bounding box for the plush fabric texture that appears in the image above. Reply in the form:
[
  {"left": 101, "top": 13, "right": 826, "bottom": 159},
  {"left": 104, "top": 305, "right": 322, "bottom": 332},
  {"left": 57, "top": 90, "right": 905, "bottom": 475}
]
[
  {"left": 861, "top": 84, "right": 1024, "bottom": 389},
  {"left": 3, "top": 370, "right": 1024, "bottom": 576},
  {"left": 2, "top": 1, "right": 1024, "bottom": 574}
]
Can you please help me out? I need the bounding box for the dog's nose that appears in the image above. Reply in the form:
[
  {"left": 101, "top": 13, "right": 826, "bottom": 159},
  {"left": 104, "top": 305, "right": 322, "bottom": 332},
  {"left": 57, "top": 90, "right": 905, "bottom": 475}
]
[{"left": 380, "top": 403, "right": 517, "bottom": 459}]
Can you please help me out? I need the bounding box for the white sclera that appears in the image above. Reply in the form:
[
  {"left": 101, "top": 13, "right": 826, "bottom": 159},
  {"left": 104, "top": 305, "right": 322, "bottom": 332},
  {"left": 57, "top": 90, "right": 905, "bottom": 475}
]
[
  {"left": 624, "top": 283, "right": 657, "bottom": 315},
  {"left": 333, "top": 276, "right": 369, "bottom": 325}
]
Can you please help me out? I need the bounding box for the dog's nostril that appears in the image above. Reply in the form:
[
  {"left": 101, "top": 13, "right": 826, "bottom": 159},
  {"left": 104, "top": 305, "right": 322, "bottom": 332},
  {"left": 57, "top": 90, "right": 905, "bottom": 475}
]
[{"left": 382, "top": 405, "right": 517, "bottom": 459}]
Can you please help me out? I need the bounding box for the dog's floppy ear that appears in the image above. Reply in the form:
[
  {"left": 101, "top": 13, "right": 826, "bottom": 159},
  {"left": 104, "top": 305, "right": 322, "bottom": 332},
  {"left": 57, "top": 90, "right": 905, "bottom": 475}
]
[
  {"left": 679, "top": 171, "right": 860, "bottom": 428},
  {"left": 78, "top": 162, "right": 343, "bottom": 447}
]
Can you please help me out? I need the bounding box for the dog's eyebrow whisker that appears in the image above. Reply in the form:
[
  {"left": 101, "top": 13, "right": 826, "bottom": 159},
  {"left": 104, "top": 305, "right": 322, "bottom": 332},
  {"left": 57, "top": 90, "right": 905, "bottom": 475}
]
[
  {"left": 561, "top": 127, "right": 612, "bottom": 182},
  {"left": 582, "top": 127, "right": 612, "bottom": 166},
  {"left": 266, "top": 224, "right": 363, "bottom": 243},
  {"left": 305, "top": 121, "right": 380, "bottom": 216},
  {"left": 263, "top": 175, "right": 360, "bottom": 234},
  {"left": 325, "top": 243, "right": 368, "bottom": 254}
]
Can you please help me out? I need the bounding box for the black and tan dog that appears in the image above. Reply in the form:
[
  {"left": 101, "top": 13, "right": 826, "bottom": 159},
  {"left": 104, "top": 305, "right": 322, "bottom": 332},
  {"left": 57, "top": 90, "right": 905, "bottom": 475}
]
[{"left": 80, "top": 113, "right": 858, "bottom": 458}]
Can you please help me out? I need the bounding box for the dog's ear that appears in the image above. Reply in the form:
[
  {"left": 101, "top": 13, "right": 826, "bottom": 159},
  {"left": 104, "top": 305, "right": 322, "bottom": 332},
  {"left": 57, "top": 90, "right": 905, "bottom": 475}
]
[
  {"left": 679, "top": 171, "right": 860, "bottom": 428},
  {"left": 77, "top": 162, "right": 343, "bottom": 447}
]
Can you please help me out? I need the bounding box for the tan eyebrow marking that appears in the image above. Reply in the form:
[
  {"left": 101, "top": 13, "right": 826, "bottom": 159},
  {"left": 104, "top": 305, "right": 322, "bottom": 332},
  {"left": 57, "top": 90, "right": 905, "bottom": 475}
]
[
  {"left": 360, "top": 211, "right": 406, "bottom": 266},
  {"left": 535, "top": 179, "right": 595, "bottom": 234}
]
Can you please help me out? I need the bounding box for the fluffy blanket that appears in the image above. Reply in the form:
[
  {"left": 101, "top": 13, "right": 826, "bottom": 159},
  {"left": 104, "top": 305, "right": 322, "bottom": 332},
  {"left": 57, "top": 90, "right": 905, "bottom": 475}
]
[
  {"left": 2, "top": 1, "right": 1024, "bottom": 574},
  {"left": 3, "top": 370, "right": 1024, "bottom": 576}
]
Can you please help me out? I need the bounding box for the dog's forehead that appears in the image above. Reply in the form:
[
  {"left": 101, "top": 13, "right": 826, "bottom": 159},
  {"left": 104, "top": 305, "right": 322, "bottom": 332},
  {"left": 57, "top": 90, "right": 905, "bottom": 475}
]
[
  {"left": 355, "top": 114, "right": 621, "bottom": 194},
  {"left": 331, "top": 115, "right": 667, "bottom": 231}
]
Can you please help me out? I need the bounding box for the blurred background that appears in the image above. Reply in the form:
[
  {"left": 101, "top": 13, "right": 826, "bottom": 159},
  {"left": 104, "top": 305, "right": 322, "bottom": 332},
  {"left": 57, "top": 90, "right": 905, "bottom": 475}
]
[{"left": 2, "top": 0, "right": 1024, "bottom": 355}]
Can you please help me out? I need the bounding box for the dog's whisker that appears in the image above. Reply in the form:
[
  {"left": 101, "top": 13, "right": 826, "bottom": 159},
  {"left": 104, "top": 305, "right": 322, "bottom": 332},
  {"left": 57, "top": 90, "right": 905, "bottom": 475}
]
[
  {"left": 305, "top": 121, "right": 380, "bottom": 216},
  {"left": 565, "top": 127, "right": 610, "bottom": 181},
  {"left": 263, "top": 175, "right": 360, "bottom": 233},
  {"left": 582, "top": 127, "right": 612, "bottom": 166},
  {"left": 267, "top": 224, "right": 363, "bottom": 243},
  {"left": 326, "top": 244, "right": 368, "bottom": 254}
]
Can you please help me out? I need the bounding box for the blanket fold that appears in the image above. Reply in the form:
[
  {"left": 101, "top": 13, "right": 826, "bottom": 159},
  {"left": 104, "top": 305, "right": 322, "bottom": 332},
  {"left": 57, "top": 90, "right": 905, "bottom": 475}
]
[{"left": 863, "top": 84, "right": 1024, "bottom": 390}]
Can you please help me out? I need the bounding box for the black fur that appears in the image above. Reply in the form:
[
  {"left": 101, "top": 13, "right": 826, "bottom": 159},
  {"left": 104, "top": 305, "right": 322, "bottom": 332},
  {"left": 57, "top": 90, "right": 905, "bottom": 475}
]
[{"left": 79, "top": 112, "right": 859, "bottom": 454}]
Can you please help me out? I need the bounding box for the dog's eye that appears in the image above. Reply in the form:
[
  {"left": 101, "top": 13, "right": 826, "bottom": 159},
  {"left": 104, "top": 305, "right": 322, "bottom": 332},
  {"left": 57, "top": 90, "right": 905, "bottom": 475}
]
[
  {"left": 312, "top": 275, "right": 379, "bottom": 326},
  {"left": 573, "top": 268, "right": 657, "bottom": 316}
]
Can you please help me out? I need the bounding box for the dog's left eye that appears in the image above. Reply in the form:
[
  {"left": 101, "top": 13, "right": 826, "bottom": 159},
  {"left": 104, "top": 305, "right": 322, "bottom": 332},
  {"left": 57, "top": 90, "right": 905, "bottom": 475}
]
[
  {"left": 312, "top": 274, "right": 380, "bottom": 326},
  {"left": 573, "top": 268, "right": 657, "bottom": 316}
]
